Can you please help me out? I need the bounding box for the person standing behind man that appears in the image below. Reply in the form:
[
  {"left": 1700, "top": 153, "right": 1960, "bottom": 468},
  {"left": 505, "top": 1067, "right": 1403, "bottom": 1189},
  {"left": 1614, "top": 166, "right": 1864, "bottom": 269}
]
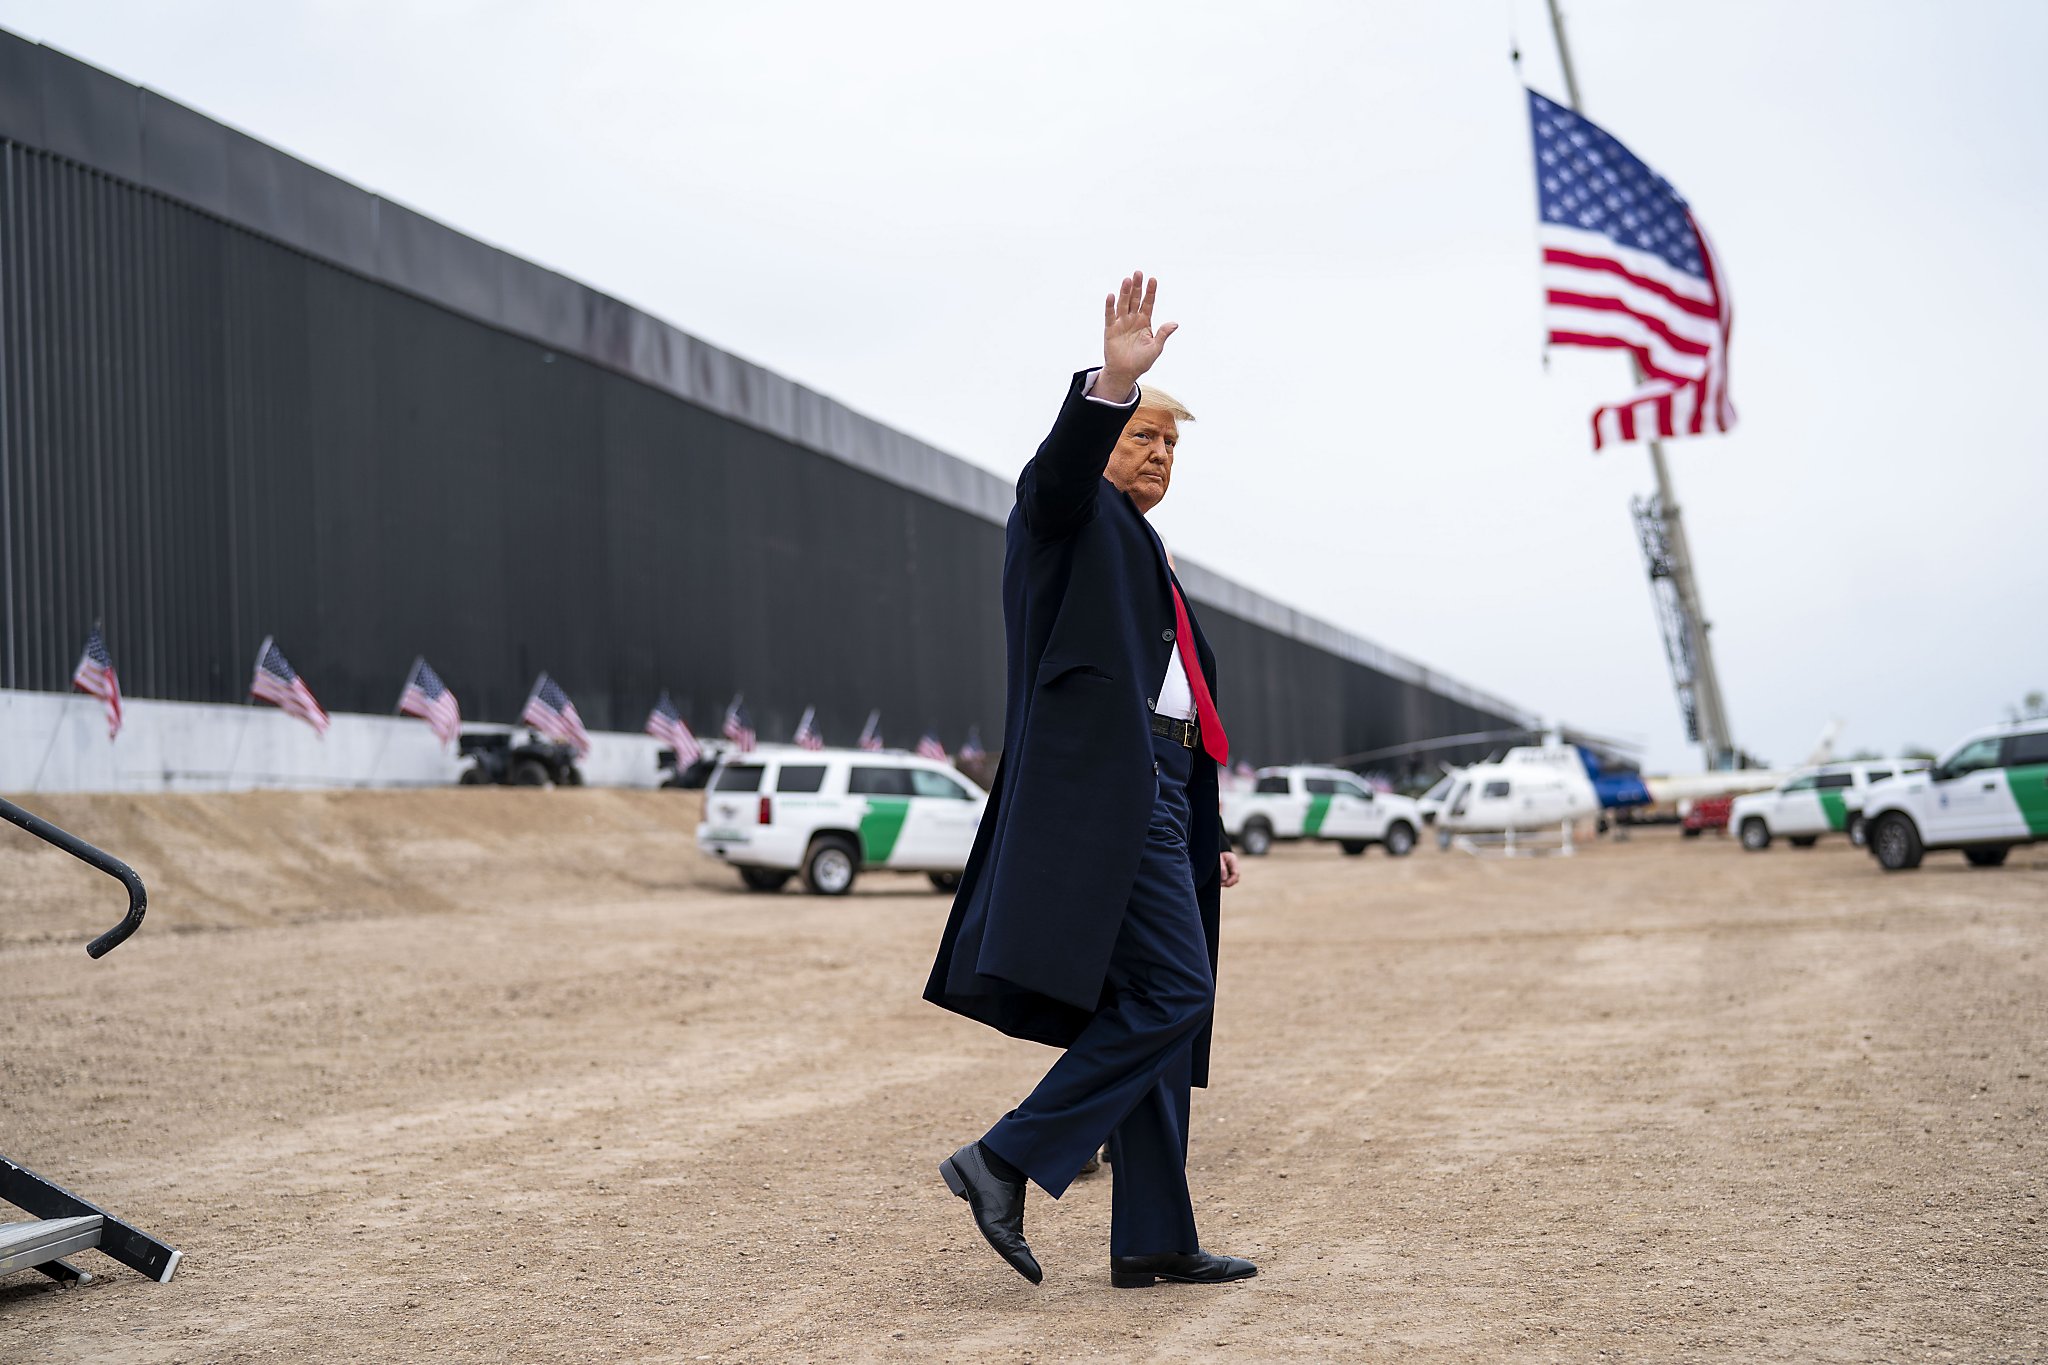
[{"left": 925, "top": 273, "right": 1252, "bottom": 1290}]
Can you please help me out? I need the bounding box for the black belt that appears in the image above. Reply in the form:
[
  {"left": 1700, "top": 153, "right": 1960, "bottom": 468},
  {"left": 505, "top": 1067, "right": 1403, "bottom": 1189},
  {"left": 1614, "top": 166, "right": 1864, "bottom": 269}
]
[{"left": 1150, "top": 713, "right": 1198, "bottom": 749}]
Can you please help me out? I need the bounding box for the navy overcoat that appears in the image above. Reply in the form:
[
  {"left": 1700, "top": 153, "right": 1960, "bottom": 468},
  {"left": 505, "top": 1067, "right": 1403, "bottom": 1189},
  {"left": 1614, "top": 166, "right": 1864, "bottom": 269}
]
[{"left": 924, "top": 370, "right": 1225, "bottom": 1087}]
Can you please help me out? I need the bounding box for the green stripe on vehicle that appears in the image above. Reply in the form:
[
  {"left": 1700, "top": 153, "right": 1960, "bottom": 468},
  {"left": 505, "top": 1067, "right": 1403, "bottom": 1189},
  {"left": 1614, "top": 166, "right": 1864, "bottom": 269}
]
[
  {"left": 1303, "top": 794, "right": 1332, "bottom": 837},
  {"left": 2008, "top": 765, "right": 2048, "bottom": 838},
  {"left": 859, "top": 798, "right": 911, "bottom": 863},
  {"left": 1818, "top": 791, "right": 1850, "bottom": 832}
]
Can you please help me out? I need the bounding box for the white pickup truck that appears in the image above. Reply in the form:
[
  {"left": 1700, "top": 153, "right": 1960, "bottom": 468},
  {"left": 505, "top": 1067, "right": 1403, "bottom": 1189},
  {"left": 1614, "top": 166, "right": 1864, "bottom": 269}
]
[{"left": 1221, "top": 765, "right": 1422, "bottom": 858}]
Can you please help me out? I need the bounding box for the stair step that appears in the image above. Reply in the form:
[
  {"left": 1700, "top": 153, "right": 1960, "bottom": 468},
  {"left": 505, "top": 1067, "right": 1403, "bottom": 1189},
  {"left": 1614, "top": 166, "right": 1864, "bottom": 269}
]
[{"left": 0, "top": 1216, "right": 105, "bottom": 1277}]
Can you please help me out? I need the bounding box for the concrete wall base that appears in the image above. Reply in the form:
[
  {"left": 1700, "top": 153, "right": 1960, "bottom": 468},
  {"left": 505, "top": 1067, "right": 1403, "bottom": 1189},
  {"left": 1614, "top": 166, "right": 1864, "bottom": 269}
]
[{"left": 0, "top": 689, "right": 666, "bottom": 794}]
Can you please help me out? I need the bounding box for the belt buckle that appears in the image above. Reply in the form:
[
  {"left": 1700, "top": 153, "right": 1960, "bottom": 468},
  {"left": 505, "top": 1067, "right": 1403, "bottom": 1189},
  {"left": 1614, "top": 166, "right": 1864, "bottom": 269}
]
[{"left": 1179, "top": 721, "right": 1195, "bottom": 750}]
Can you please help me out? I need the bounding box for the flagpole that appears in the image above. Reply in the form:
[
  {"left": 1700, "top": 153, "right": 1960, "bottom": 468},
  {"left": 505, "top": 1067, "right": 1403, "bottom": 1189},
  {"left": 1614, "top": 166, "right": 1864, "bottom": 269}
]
[
  {"left": 225, "top": 636, "right": 267, "bottom": 789},
  {"left": 1542, "top": 0, "right": 1737, "bottom": 770},
  {"left": 365, "top": 657, "right": 420, "bottom": 789},
  {"left": 28, "top": 690, "right": 79, "bottom": 794}
]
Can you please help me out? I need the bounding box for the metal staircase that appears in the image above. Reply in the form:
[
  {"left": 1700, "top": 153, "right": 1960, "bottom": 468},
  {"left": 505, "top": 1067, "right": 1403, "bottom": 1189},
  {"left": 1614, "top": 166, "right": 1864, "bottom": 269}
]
[{"left": 1, "top": 796, "right": 180, "bottom": 1288}]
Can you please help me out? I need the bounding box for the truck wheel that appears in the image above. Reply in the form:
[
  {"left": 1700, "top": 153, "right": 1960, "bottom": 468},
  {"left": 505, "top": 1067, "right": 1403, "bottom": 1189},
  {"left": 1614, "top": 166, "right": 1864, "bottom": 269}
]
[
  {"left": 803, "top": 835, "right": 859, "bottom": 896},
  {"left": 1964, "top": 846, "right": 2011, "bottom": 868},
  {"left": 559, "top": 766, "right": 585, "bottom": 787},
  {"left": 928, "top": 871, "right": 962, "bottom": 893},
  {"left": 458, "top": 765, "right": 489, "bottom": 786},
  {"left": 1384, "top": 822, "right": 1417, "bottom": 857},
  {"left": 1681, "top": 826, "right": 1702, "bottom": 838},
  {"left": 1241, "top": 821, "right": 1273, "bottom": 857},
  {"left": 739, "top": 867, "right": 792, "bottom": 893},
  {"left": 1870, "top": 813, "right": 1923, "bottom": 871},
  {"left": 1739, "top": 818, "right": 1771, "bottom": 852},
  {"left": 1340, "top": 841, "right": 1368, "bottom": 856},
  {"left": 510, "top": 757, "right": 550, "bottom": 786},
  {"left": 1789, "top": 836, "right": 1818, "bottom": 849},
  {"left": 1847, "top": 814, "right": 1868, "bottom": 847}
]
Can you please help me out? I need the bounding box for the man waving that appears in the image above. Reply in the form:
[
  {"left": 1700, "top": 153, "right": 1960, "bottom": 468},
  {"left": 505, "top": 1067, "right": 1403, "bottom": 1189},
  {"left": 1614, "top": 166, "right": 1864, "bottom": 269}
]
[{"left": 925, "top": 273, "right": 1253, "bottom": 1290}]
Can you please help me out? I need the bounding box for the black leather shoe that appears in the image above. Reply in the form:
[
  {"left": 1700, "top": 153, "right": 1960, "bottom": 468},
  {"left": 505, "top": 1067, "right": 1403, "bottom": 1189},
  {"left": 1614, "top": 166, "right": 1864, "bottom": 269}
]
[
  {"left": 1110, "top": 1250, "right": 1257, "bottom": 1289},
  {"left": 939, "top": 1144, "right": 1043, "bottom": 1284}
]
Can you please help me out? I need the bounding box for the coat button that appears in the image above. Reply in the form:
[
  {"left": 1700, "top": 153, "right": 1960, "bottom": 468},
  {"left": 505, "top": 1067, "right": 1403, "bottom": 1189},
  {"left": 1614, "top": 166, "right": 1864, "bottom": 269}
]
[
  {"left": 1146, "top": 697, "right": 1156, "bottom": 710},
  {"left": 1161, "top": 628, "right": 1175, "bottom": 642}
]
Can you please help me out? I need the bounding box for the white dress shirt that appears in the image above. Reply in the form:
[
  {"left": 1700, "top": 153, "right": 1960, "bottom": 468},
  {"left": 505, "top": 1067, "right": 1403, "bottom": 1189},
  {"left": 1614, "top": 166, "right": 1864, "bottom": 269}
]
[{"left": 1082, "top": 369, "right": 1195, "bottom": 721}]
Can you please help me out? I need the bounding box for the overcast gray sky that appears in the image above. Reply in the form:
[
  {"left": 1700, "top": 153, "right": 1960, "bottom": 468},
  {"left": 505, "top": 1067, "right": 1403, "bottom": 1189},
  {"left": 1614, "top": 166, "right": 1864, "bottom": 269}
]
[{"left": 6, "top": 0, "right": 2042, "bottom": 771}]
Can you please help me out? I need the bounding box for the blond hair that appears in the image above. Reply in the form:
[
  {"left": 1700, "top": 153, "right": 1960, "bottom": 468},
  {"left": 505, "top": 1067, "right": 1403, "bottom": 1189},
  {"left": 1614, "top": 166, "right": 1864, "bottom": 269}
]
[{"left": 1138, "top": 385, "right": 1194, "bottom": 422}]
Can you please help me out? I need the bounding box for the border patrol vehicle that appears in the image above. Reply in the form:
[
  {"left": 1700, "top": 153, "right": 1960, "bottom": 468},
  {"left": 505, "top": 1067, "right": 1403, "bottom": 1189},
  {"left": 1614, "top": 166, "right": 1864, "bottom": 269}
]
[
  {"left": 1862, "top": 720, "right": 2048, "bottom": 871},
  {"left": 1221, "top": 766, "right": 1421, "bottom": 858},
  {"left": 1729, "top": 759, "right": 1930, "bottom": 851},
  {"left": 696, "top": 747, "right": 988, "bottom": 895}
]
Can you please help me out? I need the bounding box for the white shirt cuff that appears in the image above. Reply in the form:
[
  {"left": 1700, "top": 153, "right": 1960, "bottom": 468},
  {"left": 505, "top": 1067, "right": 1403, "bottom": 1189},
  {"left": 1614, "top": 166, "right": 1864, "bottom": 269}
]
[{"left": 1081, "top": 368, "right": 1140, "bottom": 407}]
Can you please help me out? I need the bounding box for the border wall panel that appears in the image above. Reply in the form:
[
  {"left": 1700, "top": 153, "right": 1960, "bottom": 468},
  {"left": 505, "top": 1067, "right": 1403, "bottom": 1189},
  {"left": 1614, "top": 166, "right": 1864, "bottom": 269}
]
[{"left": 1, "top": 118, "right": 1528, "bottom": 779}]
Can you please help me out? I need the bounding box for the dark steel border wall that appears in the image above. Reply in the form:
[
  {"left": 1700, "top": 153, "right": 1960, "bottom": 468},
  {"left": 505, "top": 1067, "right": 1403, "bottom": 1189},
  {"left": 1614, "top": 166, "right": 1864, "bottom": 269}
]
[{"left": 0, "top": 32, "right": 1533, "bottom": 770}]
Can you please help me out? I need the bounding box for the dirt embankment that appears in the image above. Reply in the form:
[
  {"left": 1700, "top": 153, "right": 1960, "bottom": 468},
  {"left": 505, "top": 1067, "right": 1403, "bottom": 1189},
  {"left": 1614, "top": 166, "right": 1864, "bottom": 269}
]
[{"left": 0, "top": 788, "right": 712, "bottom": 949}]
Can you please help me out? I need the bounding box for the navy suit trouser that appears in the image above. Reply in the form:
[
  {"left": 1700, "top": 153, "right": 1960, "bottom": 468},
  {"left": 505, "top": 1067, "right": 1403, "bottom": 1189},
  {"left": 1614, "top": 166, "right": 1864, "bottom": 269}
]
[{"left": 981, "top": 731, "right": 1213, "bottom": 1256}]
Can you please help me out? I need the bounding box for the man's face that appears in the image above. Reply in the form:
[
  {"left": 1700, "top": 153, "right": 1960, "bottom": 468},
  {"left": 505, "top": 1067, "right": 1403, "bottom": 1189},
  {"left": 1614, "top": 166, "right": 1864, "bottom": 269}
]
[{"left": 1104, "top": 407, "right": 1179, "bottom": 515}]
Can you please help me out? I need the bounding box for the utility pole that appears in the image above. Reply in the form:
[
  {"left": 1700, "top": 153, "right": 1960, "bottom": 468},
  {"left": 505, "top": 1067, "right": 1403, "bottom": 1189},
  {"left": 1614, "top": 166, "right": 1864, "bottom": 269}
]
[{"left": 1543, "top": 0, "right": 1737, "bottom": 770}]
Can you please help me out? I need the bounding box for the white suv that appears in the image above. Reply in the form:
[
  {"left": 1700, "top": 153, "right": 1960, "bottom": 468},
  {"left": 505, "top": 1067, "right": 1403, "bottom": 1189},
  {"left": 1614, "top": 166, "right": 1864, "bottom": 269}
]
[
  {"left": 1862, "top": 721, "right": 2048, "bottom": 871},
  {"left": 696, "top": 747, "right": 988, "bottom": 895},
  {"left": 1730, "top": 759, "right": 1930, "bottom": 852},
  {"left": 1221, "top": 766, "right": 1422, "bottom": 857}
]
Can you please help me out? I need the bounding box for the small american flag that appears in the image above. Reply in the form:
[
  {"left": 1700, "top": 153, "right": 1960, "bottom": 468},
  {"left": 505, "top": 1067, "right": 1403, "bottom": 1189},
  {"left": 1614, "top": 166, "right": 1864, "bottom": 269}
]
[
  {"left": 521, "top": 672, "right": 591, "bottom": 756},
  {"left": 722, "top": 695, "right": 756, "bottom": 752},
  {"left": 1528, "top": 89, "right": 1734, "bottom": 451},
  {"left": 71, "top": 625, "right": 123, "bottom": 740},
  {"left": 856, "top": 709, "right": 883, "bottom": 752},
  {"left": 915, "top": 731, "right": 947, "bottom": 762},
  {"left": 793, "top": 705, "right": 824, "bottom": 751},
  {"left": 646, "top": 691, "right": 702, "bottom": 768},
  {"left": 958, "top": 726, "right": 986, "bottom": 763},
  {"left": 398, "top": 657, "right": 462, "bottom": 747},
  {"left": 251, "top": 636, "right": 330, "bottom": 735}
]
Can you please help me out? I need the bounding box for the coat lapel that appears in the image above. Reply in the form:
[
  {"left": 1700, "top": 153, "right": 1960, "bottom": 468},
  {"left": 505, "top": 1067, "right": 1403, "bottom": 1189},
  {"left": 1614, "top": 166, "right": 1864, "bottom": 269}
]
[
  {"left": 1114, "top": 482, "right": 1216, "bottom": 690},
  {"left": 1112, "top": 482, "right": 1176, "bottom": 602}
]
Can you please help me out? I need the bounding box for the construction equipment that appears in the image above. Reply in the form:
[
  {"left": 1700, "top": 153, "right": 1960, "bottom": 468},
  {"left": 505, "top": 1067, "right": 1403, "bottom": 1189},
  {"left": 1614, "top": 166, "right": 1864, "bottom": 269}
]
[
  {"left": 0, "top": 796, "right": 180, "bottom": 1287},
  {"left": 456, "top": 728, "right": 583, "bottom": 787}
]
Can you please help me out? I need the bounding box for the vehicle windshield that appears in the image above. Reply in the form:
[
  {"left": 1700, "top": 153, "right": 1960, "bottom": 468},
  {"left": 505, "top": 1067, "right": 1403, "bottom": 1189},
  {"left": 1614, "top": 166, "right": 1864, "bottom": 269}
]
[
  {"left": 1938, "top": 738, "right": 2003, "bottom": 780},
  {"left": 1422, "top": 775, "right": 1454, "bottom": 803}
]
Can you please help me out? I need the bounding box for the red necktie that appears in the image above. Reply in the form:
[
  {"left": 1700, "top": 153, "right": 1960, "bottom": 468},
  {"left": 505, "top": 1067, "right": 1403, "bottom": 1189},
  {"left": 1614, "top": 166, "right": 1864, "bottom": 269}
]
[{"left": 1170, "top": 584, "right": 1229, "bottom": 766}]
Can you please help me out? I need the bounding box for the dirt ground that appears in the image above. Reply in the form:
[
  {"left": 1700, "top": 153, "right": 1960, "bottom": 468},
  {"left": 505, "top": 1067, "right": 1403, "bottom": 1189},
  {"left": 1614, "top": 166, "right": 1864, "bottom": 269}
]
[{"left": 2, "top": 789, "right": 2044, "bottom": 1362}]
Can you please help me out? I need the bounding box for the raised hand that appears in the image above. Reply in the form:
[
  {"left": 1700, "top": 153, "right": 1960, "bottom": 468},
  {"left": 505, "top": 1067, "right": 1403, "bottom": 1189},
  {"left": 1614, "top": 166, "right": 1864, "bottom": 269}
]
[{"left": 1095, "top": 271, "right": 1177, "bottom": 400}]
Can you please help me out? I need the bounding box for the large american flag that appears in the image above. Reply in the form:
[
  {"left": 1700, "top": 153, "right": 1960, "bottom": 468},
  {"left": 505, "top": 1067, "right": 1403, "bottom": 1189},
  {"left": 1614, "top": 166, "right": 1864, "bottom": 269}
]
[
  {"left": 722, "top": 695, "right": 755, "bottom": 752},
  {"left": 521, "top": 672, "right": 591, "bottom": 756},
  {"left": 915, "top": 731, "right": 947, "bottom": 762},
  {"left": 251, "top": 636, "right": 330, "bottom": 735},
  {"left": 1528, "top": 89, "right": 1734, "bottom": 451},
  {"left": 646, "top": 690, "right": 702, "bottom": 768},
  {"left": 793, "top": 705, "right": 824, "bottom": 751},
  {"left": 398, "top": 657, "right": 462, "bottom": 748},
  {"left": 856, "top": 709, "right": 884, "bottom": 752},
  {"left": 71, "top": 625, "right": 123, "bottom": 740}
]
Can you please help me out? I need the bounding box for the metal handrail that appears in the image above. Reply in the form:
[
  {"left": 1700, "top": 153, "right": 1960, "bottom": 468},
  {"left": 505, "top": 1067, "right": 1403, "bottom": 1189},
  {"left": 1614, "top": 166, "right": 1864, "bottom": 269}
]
[{"left": 0, "top": 795, "right": 149, "bottom": 958}]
